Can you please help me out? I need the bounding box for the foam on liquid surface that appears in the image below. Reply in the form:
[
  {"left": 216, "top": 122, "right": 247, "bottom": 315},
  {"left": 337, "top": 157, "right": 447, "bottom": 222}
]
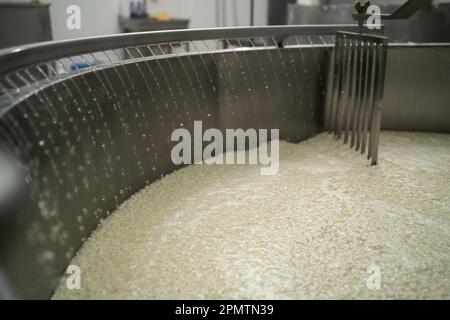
[{"left": 54, "top": 131, "right": 450, "bottom": 299}]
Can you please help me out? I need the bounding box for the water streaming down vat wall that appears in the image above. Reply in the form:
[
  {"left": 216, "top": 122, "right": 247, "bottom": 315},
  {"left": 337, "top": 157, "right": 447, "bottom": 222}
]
[{"left": 0, "top": 26, "right": 449, "bottom": 299}]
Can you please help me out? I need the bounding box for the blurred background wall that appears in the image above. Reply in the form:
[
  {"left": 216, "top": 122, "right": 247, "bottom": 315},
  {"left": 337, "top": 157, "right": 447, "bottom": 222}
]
[
  {"left": 0, "top": 0, "right": 268, "bottom": 41},
  {"left": 0, "top": 0, "right": 449, "bottom": 46}
]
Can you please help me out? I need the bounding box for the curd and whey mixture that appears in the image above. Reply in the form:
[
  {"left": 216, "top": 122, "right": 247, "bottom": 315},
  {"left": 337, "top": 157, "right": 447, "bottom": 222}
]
[{"left": 54, "top": 131, "right": 450, "bottom": 299}]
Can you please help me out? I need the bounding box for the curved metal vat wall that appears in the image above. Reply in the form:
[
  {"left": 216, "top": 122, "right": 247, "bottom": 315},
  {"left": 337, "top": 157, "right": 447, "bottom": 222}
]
[
  {"left": 0, "top": 27, "right": 335, "bottom": 299},
  {"left": 0, "top": 27, "right": 448, "bottom": 299}
]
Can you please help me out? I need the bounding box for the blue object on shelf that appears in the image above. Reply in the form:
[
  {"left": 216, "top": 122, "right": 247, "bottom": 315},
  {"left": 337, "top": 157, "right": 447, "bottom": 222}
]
[{"left": 70, "top": 62, "right": 94, "bottom": 70}]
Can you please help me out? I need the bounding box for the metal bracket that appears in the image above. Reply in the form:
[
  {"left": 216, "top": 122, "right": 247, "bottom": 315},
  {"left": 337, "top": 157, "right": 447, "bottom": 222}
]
[
  {"left": 352, "top": 0, "right": 432, "bottom": 28},
  {"left": 276, "top": 35, "right": 287, "bottom": 48}
]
